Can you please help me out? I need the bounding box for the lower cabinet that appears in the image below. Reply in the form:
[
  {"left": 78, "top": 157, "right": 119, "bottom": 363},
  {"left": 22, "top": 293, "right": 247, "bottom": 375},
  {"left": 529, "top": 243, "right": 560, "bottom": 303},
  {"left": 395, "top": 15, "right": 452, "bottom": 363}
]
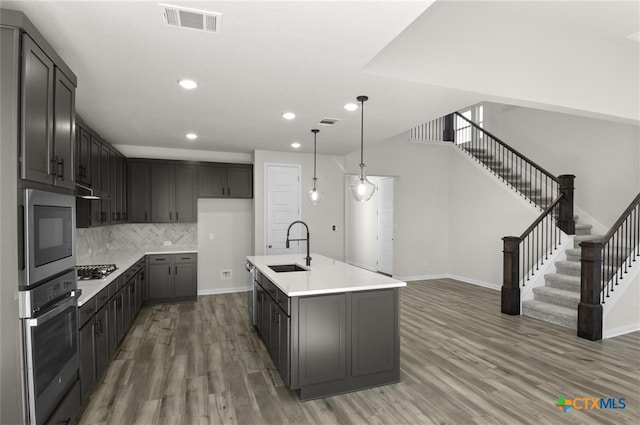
[
  {"left": 147, "top": 253, "right": 197, "bottom": 304},
  {"left": 79, "top": 319, "right": 95, "bottom": 404},
  {"left": 254, "top": 274, "right": 290, "bottom": 385},
  {"left": 253, "top": 270, "right": 400, "bottom": 400}
]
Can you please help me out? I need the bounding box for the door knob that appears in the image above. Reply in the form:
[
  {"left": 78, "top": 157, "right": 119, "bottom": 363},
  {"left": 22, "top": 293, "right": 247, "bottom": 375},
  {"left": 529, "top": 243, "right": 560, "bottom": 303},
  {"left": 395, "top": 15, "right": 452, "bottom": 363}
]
[{"left": 268, "top": 244, "right": 272, "bottom": 248}]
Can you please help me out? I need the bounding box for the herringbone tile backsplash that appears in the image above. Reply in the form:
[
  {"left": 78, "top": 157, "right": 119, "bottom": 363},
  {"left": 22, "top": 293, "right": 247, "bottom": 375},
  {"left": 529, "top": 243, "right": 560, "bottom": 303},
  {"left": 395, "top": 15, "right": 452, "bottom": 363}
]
[{"left": 77, "top": 223, "right": 197, "bottom": 255}]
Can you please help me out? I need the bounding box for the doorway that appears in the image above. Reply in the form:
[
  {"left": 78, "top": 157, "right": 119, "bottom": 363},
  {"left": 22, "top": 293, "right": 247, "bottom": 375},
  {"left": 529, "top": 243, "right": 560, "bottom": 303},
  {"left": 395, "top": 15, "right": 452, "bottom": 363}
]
[
  {"left": 344, "top": 175, "right": 395, "bottom": 275},
  {"left": 265, "top": 164, "right": 301, "bottom": 255}
]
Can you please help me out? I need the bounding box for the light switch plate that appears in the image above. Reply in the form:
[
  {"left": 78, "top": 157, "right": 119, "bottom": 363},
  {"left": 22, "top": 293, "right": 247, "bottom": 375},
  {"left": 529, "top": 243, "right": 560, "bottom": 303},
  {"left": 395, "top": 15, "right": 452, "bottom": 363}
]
[{"left": 163, "top": 241, "right": 172, "bottom": 246}]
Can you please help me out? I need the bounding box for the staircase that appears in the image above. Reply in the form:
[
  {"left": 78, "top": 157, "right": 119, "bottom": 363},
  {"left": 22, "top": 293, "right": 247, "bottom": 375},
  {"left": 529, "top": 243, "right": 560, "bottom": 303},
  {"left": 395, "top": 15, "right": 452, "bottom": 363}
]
[{"left": 522, "top": 220, "right": 601, "bottom": 329}]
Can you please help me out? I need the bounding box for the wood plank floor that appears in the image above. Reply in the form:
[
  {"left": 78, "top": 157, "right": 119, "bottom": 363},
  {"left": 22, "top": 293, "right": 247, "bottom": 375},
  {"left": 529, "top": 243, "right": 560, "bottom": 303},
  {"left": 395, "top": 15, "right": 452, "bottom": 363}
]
[{"left": 77, "top": 279, "right": 640, "bottom": 425}]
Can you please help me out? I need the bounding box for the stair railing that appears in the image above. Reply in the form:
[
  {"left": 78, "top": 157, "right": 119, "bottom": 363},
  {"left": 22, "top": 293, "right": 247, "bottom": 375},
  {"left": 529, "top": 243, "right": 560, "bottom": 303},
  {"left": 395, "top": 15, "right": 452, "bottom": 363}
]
[
  {"left": 502, "top": 183, "right": 574, "bottom": 315},
  {"left": 411, "top": 111, "right": 576, "bottom": 315},
  {"left": 451, "top": 112, "right": 567, "bottom": 214},
  {"left": 578, "top": 192, "right": 640, "bottom": 340}
]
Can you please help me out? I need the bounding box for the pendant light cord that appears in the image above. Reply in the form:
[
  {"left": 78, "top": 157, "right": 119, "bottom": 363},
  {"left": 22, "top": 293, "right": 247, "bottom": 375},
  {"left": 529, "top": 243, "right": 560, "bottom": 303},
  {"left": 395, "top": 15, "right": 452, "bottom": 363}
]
[
  {"left": 311, "top": 129, "right": 319, "bottom": 189},
  {"left": 356, "top": 95, "right": 368, "bottom": 177}
]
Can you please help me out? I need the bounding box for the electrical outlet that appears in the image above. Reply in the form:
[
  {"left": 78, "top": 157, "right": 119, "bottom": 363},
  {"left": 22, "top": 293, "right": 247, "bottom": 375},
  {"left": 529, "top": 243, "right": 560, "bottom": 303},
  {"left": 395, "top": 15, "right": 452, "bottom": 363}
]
[
  {"left": 209, "top": 233, "right": 214, "bottom": 240},
  {"left": 163, "top": 241, "right": 172, "bottom": 246},
  {"left": 221, "top": 270, "right": 232, "bottom": 280}
]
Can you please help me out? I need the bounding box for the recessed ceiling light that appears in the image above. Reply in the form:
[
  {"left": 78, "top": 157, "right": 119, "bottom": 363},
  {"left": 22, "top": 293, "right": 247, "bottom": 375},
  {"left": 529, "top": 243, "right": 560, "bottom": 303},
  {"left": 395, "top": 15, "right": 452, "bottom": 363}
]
[
  {"left": 178, "top": 79, "right": 198, "bottom": 89},
  {"left": 627, "top": 32, "right": 640, "bottom": 42},
  {"left": 344, "top": 103, "right": 358, "bottom": 111},
  {"left": 282, "top": 112, "right": 296, "bottom": 120},
  {"left": 186, "top": 133, "right": 198, "bottom": 140},
  {"left": 291, "top": 142, "right": 301, "bottom": 149}
]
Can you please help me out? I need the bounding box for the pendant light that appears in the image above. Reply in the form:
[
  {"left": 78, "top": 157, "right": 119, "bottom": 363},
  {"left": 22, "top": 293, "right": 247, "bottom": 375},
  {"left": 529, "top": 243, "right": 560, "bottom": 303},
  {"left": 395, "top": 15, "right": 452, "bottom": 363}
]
[
  {"left": 349, "top": 95, "right": 376, "bottom": 202},
  {"left": 307, "top": 129, "right": 323, "bottom": 205}
]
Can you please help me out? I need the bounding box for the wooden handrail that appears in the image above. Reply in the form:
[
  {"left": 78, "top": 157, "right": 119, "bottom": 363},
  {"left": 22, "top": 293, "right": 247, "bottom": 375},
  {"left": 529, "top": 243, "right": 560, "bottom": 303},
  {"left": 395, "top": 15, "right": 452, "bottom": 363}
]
[
  {"left": 454, "top": 112, "right": 560, "bottom": 184},
  {"left": 519, "top": 194, "right": 564, "bottom": 240},
  {"left": 602, "top": 192, "right": 640, "bottom": 244}
]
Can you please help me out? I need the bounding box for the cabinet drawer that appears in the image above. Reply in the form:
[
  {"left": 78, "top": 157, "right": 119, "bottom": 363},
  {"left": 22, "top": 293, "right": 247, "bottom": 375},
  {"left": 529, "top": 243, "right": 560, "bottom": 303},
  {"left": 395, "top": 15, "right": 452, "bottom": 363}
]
[
  {"left": 79, "top": 298, "right": 95, "bottom": 328},
  {"left": 95, "top": 287, "right": 109, "bottom": 310},
  {"left": 148, "top": 255, "right": 172, "bottom": 264},
  {"left": 174, "top": 253, "right": 196, "bottom": 263},
  {"left": 276, "top": 288, "right": 290, "bottom": 316},
  {"left": 123, "top": 267, "right": 136, "bottom": 283}
]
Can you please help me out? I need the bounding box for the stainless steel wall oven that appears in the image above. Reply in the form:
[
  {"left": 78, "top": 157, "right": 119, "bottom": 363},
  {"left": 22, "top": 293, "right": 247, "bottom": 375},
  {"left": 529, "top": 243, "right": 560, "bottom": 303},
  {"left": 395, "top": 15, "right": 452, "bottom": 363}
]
[{"left": 19, "top": 269, "right": 80, "bottom": 425}]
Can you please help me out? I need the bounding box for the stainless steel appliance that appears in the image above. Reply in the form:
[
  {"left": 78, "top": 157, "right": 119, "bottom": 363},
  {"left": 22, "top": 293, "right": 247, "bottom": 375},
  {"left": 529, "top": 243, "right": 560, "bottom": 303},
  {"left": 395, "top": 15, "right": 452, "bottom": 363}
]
[
  {"left": 75, "top": 264, "right": 117, "bottom": 280},
  {"left": 21, "top": 189, "right": 76, "bottom": 287},
  {"left": 19, "top": 269, "right": 81, "bottom": 425},
  {"left": 245, "top": 261, "right": 256, "bottom": 326}
]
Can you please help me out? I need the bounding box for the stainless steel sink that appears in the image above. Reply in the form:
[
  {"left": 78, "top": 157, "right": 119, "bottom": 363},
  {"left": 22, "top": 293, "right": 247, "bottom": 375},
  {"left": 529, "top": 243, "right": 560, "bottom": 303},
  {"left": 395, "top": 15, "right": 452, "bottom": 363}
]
[{"left": 268, "top": 264, "right": 307, "bottom": 273}]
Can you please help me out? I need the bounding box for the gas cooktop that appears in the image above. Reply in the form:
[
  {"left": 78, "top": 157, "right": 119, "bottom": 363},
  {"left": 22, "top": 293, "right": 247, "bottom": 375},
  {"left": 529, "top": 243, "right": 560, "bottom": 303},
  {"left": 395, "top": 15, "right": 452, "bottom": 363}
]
[{"left": 75, "top": 264, "right": 117, "bottom": 280}]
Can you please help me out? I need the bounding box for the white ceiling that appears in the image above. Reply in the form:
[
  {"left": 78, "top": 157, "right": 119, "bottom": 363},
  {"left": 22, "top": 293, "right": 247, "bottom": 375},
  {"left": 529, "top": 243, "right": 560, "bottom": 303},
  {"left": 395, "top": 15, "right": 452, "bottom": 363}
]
[{"left": 3, "top": 1, "right": 638, "bottom": 158}]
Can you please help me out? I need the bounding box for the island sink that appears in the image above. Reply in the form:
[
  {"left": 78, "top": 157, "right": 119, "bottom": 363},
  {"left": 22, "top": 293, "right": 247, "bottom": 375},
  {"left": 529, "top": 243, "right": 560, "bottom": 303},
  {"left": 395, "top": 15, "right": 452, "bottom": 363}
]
[{"left": 268, "top": 264, "right": 307, "bottom": 273}]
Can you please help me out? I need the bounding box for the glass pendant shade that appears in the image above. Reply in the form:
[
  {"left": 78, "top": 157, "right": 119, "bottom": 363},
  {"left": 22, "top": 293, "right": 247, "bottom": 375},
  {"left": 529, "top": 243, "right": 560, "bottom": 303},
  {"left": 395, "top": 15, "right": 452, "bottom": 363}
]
[
  {"left": 307, "top": 184, "right": 324, "bottom": 205},
  {"left": 350, "top": 95, "right": 376, "bottom": 202},
  {"left": 349, "top": 167, "right": 375, "bottom": 202}
]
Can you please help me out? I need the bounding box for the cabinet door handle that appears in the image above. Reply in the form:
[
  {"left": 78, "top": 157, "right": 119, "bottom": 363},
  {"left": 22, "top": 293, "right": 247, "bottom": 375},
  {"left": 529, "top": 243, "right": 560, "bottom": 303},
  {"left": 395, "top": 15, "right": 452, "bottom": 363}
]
[
  {"left": 168, "top": 266, "right": 170, "bottom": 275},
  {"left": 175, "top": 266, "right": 177, "bottom": 274},
  {"left": 144, "top": 212, "right": 148, "bottom": 221},
  {"left": 176, "top": 212, "right": 178, "bottom": 221},
  {"left": 222, "top": 186, "right": 225, "bottom": 196},
  {"left": 58, "top": 157, "right": 64, "bottom": 179},
  {"left": 227, "top": 187, "right": 230, "bottom": 196}
]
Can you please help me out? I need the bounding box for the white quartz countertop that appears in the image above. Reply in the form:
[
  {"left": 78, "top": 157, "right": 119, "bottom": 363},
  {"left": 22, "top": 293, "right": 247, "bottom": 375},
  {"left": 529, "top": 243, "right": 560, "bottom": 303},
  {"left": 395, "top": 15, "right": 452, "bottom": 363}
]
[
  {"left": 246, "top": 254, "right": 406, "bottom": 297},
  {"left": 76, "top": 246, "right": 197, "bottom": 306}
]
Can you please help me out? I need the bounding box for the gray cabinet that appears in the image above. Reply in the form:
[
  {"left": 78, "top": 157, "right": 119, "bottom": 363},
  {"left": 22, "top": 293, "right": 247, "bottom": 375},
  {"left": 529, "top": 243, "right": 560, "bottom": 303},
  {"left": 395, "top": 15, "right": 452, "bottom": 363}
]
[
  {"left": 20, "top": 32, "right": 76, "bottom": 189},
  {"left": 76, "top": 127, "right": 91, "bottom": 185},
  {"left": 79, "top": 318, "right": 95, "bottom": 404},
  {"left": 297, "top": 294, "right": 348, "bottom": 386},
  {"left": 94, "top": 304, "right": 109, "bottom": 382},
  {"left": 254, "top": 273, "right": 290, "bottom": 385},
  {"left": 150, "top": 163, "right": 196, "bottom": 223},
  {"left": 20, "top": 33, "right": 54, "bottom": 185},
  {"left": 52, "top": 68, "right": 75, "bottom": 189},
  {"left": 252, "top": 268, "right": 401, "bottom": 400},
  {"left": 128, "top": 161, "right": 150, "bottom": 222},
  {"left": 197, "top": 164, "right": 253, "bottom": 198},
  {"left": 147, "top": 253, "right": 197, "bottom": 304}
]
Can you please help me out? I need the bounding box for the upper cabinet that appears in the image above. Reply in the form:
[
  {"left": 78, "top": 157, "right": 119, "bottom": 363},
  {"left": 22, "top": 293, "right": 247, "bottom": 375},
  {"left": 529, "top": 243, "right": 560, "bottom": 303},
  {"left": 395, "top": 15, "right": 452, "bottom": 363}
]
[
  {"left": 128, "top": 160, "right": 253, "bottom": 224},
  {"left": 75, "top": 119, "right": 127, "bottom": 228},
  {"left": 20, "top": 33, "right": 76, "bottom": 190},
  {"left": 150, "top": 163, "right": 195, "bottom": 223},
  {"left": 197, "top": 164, "right": 253, "bottom": 199}
]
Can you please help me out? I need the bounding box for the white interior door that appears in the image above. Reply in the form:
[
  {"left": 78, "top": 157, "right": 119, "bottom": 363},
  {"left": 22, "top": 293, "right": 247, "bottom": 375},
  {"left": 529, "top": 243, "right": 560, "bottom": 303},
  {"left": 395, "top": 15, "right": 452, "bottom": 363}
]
[
  {"left": 266, "top": 164, "right": 301, "bottom": 255},
  {"left": 377, "top": 177, "right": 394, "bottom": 275}
]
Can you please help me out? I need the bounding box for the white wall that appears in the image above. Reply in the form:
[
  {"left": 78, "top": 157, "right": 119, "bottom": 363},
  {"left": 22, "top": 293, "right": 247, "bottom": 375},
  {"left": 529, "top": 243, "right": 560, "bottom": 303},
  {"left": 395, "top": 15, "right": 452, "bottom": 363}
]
[
  {"left": 253, "top": 150, "right": 344, "bottom": 260},
  {"left": 447, "top": 148, "right": 540, "bottom": 287},
  {"left": 197, "top": 199, "right": 253, "bottom": 294},
  {"left": 604, "top": 260, "right": 640, "bottom": 338},
  {"left": 344, "top": 175, "right": 380, "bottom": 271},
  {"left": 482, "top": 102, "right": 640, "bottom": 228},
  {"left": 344, "top": 135, "right": 450, "bottom": 280}
]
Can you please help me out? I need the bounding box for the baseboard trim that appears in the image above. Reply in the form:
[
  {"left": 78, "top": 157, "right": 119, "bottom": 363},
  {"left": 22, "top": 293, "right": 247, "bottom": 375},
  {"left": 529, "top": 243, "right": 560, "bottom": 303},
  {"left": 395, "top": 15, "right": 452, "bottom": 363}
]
[
  {"left": 446, "top": 274, "right": 501, "bottom": 291},
  {"left": 604, "top": 323, "right": 640, "bottom": 339},
  {"left": 198, "top": 287, "right": 248, "bottom": 296},
  {"left": 400, "top": 273, "right": 501, "bottom": 291}
]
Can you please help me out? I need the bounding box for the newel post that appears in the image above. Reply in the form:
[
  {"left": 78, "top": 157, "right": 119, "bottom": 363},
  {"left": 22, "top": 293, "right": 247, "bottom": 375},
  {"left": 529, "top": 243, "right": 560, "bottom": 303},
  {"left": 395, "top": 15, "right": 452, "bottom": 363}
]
[
  {"left": 557, "top": 174, "right": 575, "bottom": 235},
  {"left": 443, "top": 113, "right": 455, "bottom": 142},
  {"left": 578, "top": 241, "right": 603, "bottom": 340},
  {"left": 501, "top": 236, "right": 521, "bottom": 315}
]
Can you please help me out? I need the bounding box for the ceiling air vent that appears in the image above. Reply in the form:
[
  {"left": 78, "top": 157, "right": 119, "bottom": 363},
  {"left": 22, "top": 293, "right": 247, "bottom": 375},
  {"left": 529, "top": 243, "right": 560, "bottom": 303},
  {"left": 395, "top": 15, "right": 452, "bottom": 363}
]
[
  {"left": 318, "top": 118, "right": 340, "bottom": 126},
  {"left": 160, "top": 4, "right": 221, "bottom": 34}
]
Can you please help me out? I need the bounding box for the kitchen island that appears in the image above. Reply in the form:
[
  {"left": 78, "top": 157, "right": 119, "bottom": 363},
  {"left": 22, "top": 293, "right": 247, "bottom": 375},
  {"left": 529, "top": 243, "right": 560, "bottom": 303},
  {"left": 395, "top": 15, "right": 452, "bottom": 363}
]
[{"left": 246, "top": 253, "right": 406, "bottom": 400}]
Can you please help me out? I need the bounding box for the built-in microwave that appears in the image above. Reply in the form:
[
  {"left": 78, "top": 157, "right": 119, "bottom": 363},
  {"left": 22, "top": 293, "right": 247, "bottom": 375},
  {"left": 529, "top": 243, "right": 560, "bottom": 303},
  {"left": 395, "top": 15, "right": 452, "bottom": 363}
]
[{"left": 21, "top": 189, "right": 76, "bottom": 288}]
